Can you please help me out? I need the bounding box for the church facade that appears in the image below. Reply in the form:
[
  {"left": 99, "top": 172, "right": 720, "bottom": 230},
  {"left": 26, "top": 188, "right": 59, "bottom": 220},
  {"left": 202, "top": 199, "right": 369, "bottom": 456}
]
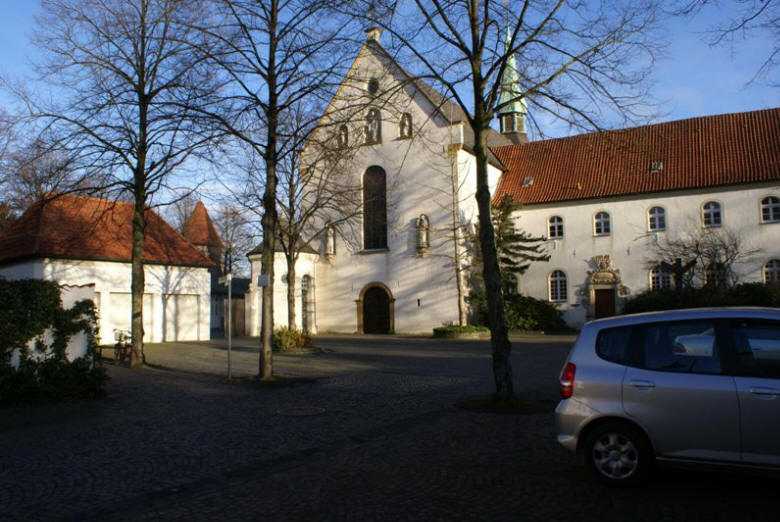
[{"left": 245, "top": 29, "right": 780, "bottom": 334}]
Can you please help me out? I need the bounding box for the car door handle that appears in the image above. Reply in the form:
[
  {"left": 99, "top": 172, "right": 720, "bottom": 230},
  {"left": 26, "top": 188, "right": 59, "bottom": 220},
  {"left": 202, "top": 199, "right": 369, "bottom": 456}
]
[
  {"left": 749, "top": 387, "right": 780, "bottom": 397},
  {"left": 629, "top": 379, "right": 655, "bottom": 389}
]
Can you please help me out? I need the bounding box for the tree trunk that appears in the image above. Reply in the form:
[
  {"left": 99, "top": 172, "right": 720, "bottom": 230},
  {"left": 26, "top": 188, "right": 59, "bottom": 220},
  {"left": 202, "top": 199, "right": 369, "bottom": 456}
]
[
  {"left": 286, "top": 256, "right": 296, "bottom": 329},
  {"left": 472, "top": 123, "right": 514, "bottom": 401},
  {"left": 259, "top": 0, "right": 279, "bottom": 381},
  {"left": 129, "top": 192, "right": 146, "bottom": 368}
]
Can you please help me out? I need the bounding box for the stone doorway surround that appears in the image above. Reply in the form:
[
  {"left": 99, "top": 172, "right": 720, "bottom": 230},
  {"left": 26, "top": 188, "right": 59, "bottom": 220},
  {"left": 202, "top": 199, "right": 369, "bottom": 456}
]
[
  {"left": 355, "top": 282, "right": 395, "bottom": 334},
  {"left": 583, "top": 255, "right": 628, "bottom": 319}
]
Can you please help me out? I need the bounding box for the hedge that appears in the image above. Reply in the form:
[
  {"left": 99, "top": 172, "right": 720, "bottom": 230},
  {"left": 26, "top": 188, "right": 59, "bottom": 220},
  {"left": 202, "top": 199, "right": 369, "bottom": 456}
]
[
  {"left": 0, "top": 279, "right": 107, "bottom": 406},
  {"left": 622, "top": 282, "right": 780, "bottom": 315}
]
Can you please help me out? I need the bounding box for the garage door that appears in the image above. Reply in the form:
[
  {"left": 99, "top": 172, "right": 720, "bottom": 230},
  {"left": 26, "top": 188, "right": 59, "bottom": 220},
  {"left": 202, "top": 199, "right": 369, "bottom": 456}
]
[
  {"left": 163, "top": 294, "right": 200, "bottom": 342},
  {"left": 108, "top": 293, "right": 153, "bottom": 342}
]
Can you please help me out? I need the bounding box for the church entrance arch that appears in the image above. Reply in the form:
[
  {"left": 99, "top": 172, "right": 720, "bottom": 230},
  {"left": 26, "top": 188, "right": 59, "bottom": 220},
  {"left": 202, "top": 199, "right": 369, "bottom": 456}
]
[{"left": 356, "top": 282, "right": 395, "bottom": 334}]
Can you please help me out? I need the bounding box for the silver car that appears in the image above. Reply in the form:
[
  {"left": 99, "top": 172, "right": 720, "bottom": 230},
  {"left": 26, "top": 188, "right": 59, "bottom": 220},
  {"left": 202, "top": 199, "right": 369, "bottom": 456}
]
[{"left": 556, "top": 307, "right": 780, "bottom": 486}]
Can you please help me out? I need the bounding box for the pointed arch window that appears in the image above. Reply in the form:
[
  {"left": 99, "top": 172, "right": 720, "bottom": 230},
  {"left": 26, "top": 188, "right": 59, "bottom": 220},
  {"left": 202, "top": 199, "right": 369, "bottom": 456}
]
[
  {"left": 702, "top": 201, "right": 722, "bottom": 227},
  {"left": 594, "top": 211, "right": 611, "bottom": 236},
  {"left": 337, "top": 124, "right": 349, "bottom": 148},
  {"left": 548, "top": 216, "right": 564, "bottom": 239},
  {"left": 648, "top": 206, "right": 666, "bottom": 231},
  {"left": 365, "top": 108, "right": 381, "bottom": 145},
  {"left": 765, "top": 260, "right": 780, "bottom": 285},
  {"left": 761, "top": 196, "right": 780, "bottom": 223},
  {"left": 399, "top": 112, "right": 413, "bottom": 139},
  {"left": 363, "top": 166, "right": 387, "bottom": 249},
  {"left": 549, "top": 270, "right": 568, "bottom": 302}
]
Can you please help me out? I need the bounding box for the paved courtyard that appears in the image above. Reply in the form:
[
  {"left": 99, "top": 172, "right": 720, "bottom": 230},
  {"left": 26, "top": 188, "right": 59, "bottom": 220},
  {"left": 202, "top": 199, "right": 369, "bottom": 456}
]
[{"left": 2, "top": 335, "right": 779, "bottom": 521}]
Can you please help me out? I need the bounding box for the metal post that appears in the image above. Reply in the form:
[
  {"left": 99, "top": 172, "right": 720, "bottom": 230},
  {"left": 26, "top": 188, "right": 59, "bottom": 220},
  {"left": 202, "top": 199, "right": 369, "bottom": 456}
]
[{"left": 227, "top": 272, "right": 232, "bottom": 380}]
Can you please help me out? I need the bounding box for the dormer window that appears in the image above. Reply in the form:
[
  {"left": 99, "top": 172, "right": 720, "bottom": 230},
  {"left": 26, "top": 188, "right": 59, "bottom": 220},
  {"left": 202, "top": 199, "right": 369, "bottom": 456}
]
[
  {"left": 399, "top": 112, "right": 412, "bottom": 139},
  {"left": 649, "top": 160, "right": 664, "bottom": 173}
]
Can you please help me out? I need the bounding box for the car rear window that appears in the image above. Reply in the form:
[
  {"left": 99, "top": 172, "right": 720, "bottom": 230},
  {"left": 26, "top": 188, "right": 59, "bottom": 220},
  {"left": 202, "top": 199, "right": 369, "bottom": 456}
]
[{"left": 596, "top": 319, "right": 722, "bottom": 374}]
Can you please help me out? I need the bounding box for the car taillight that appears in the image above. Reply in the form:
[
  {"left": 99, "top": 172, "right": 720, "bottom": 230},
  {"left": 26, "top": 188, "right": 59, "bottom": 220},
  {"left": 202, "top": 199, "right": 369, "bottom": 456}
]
[{"left": 559, "top": 362, "right": 576, "bottom": 399}]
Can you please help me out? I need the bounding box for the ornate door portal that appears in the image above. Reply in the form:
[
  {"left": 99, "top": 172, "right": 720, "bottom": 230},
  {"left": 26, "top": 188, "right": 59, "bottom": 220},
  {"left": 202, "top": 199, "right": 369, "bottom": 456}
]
[{"left": 594, "top": 289, "right": 616, "bottom": 318}]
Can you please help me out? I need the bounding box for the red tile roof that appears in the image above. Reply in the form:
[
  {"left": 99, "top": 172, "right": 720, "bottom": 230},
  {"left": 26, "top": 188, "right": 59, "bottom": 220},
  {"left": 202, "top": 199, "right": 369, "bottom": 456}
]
[
  {"left": 181, "top": 201, "right": 224, "bottom": 250},
  {"left": 492, "top": 108, "right": 780, "bottom": 205},
  {"left": 0, "top": 195, "right": 214, "bottom": 268}
]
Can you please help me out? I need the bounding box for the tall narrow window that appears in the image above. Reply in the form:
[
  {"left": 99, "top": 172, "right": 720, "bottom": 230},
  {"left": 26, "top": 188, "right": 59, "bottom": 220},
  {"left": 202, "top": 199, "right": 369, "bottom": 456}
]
[
  {"left": 363, "top": 166, "right": 387, "bottom": 249},
  {"left": 548, "top": 216, "right": 564, "bottom": 239},
  {"left": 702, "top": 201, "right": 722, "bottom": 227},
  {"left": 650, "top": 266, "right": 672, "bottom": 290},
  {"left": 337, "top": 124, "right": 349, "bottom": 148},
  {"left": 648, "top": 206, "right": 666, "bottom": 231},
  {"left": 594, "top": 211, "right": 611, "bottom": 236},
  {"left": 549, "top": 270, "right": 568, "bottom": 302},
  {"left": 399, "top": 112, "right": 412, "bottom": 139},
  {"left": 365, "top": 108, "right": 381, "bottom": 144},
  {"left": 761, "top": 196, "right": 780, "bottom": 223},
  {"left": 765, "top": 260, "right": 780, "bottom": 285}
]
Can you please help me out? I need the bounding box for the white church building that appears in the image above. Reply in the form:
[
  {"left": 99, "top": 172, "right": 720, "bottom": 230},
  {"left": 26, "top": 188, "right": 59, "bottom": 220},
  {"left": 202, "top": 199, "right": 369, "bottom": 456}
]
[{"left": 246, "top": 28, "right": 780, "bottom": 334}]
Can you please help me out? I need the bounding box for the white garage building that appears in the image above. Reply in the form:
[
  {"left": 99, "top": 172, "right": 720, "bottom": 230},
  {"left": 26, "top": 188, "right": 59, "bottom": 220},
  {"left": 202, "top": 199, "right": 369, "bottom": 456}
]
[{"left": 0, "top": 195, "right": 213, "bottom": 343}]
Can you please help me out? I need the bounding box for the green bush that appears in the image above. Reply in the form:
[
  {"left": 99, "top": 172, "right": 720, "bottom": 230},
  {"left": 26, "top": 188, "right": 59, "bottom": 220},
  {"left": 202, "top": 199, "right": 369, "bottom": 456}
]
[
  {"left": 0, "top": 279, "right": 107, "bottom": 407},
  {"left": 432, "top": 324, "right": 490, "bottom": 338},
  {"left": 272, "top": 326, "right": 312, "bottom": 352},
  {"left": 622, "top": 283, "right": 780, "bottom": 315},
  {"left": 469, "top": 290, "right": 570, "bottom": 333}
]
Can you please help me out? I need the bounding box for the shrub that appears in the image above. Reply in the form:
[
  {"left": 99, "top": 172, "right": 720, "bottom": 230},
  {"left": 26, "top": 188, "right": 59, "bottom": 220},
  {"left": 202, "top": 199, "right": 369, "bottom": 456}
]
[
  {"left": 272, "top": 327, "right": 312, "bottom": 352},
  {"left": 622, "top": 283, "right": 780, "bottom": 315},
  {"left": 0, "top": 279, "right": 107, "bottom": 407},
  {"left": 470, "top": 291, "right": 569, "bottom": 333},
  {"left": 432, "top": 324, "right": 489, "bottom": 338}
]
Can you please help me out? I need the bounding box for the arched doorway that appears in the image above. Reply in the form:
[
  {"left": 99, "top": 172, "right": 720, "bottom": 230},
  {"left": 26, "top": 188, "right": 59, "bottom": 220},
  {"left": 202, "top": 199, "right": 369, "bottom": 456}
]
[{"left": 356, "top": 283, "right": 394, "bottom": 334}]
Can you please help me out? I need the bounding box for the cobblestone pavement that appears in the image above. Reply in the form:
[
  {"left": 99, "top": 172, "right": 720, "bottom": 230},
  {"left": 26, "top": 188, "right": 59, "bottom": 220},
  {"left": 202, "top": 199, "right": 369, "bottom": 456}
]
[{"left": 2, "top": 335, "right": 779, "bottom": 521}]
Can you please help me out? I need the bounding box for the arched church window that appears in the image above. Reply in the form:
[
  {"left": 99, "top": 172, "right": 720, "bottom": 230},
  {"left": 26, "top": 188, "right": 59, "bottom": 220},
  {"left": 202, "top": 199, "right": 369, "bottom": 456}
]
[
  {"left": 549, "top": 270, "right": 567, "bottom": 302},
  {"left": 649, "top": 266, "right": 672, "bottom": 291},
  {"left": 764, "top": 260, "right": 780, "bottom": 285},
  {"left": 594, "top": 211, "right": 611, "bottom": 236},
  {"left": 368, "top": 78, "right": 380, "bottom": 96},
  {"left": 761, "top": 196, "right": 780, "bottom": 223},
  {"left": 399, "top": 112, "right": 413, "bottom": 139},
  {"left": 548, "top": 216, "right": 564, "bottom": 239},
  {"left": 702, "top": 201, "right": 722, "bottom": 227},
  {"left": 365, "top": 108, "right": 382, "bottom": 144},
  {"left": 648, "top": 206, "right": 666, "bottom": 231},
  {"left": 337, "top": 124, "right": 349, "bottom": 148},
  {"left": 416, "top": 214, "right": 430, "bottom": 253},
  {"left": 363, "top": 166, "right": 387, "bottom": 249}
]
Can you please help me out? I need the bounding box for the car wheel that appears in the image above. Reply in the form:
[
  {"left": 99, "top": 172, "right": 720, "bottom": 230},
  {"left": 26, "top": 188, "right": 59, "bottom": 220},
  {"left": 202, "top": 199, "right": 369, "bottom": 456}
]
[{"left": 583, "top": 421, "right": 652, "bottom": 486}]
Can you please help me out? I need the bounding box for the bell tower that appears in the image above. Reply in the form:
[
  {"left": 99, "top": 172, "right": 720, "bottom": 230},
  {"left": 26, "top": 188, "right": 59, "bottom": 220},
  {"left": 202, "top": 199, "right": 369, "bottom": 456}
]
[{"left": 496, "top": 27, "right": 528, "bottom": 144}]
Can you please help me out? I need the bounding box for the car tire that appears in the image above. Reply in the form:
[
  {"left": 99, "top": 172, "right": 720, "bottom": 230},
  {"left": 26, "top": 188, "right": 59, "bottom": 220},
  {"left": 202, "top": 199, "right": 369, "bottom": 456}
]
[{"left": 583, "top": 421, "right": 653, "bottom": 487}]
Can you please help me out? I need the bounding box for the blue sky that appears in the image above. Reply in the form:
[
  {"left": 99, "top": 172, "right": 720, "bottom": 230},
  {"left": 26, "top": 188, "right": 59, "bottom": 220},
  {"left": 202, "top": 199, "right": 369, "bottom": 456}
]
[{"left": 1, "top": 1, "right": 777, "bottom": 132}]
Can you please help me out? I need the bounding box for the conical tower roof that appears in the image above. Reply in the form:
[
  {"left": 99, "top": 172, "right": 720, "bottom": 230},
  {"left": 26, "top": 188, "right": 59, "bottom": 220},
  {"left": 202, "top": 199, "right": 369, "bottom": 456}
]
[{"left": 182, "top": 201, "right": 224, "bottom": 250}]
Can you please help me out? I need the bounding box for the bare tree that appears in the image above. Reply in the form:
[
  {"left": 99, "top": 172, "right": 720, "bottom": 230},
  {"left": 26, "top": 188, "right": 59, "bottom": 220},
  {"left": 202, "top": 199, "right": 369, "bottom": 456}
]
[
  {"left": 352, "top": 0, "right": 664, "bottom": 400},
  {"left": 214, "top": 203, "right": 254, "bottom": 277},
  {"left": 677, "top": 0, "right": 780, "bottom": 85},
  {"left": 185, "top": 0, "right": 357, "bottom": 380},
  {"left": 169, "top": 192, "right": 200, "bottom": 234},
  {"left": 8, "top": 0, "right": 220, "bottom": 366},
  {"left": 647, "top": 225, "right": 761, "bottom": 289}
]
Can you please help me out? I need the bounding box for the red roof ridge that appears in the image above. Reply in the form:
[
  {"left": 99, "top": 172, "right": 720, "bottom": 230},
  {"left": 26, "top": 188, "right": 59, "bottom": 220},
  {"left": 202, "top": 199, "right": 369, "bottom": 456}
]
[
  {"left": 493, "top": 106, "right": 780, "bottom": 152},
  {"left": 492, "top": 107, "right": 780, "bottom": 206}
]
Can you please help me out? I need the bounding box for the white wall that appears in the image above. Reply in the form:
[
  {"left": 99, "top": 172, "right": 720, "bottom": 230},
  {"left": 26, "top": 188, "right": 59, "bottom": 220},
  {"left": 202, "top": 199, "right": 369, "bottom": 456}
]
[
  {"left": 1, "top": 258, "right": 212, "bottom": 343},
  {"left": 514, "top": 183, "right": 780, "bottom": 327},
  {"left": 245, "top": 253, "right": 318, "bottom": 335}
]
